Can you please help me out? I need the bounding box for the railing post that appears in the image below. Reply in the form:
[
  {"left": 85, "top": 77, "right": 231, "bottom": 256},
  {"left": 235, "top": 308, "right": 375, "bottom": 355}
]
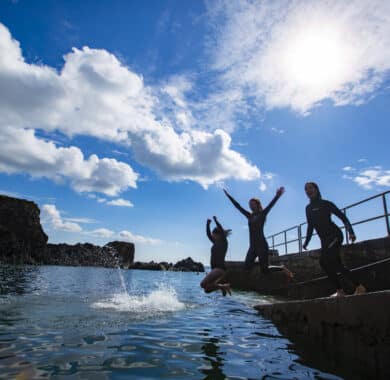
[
  {"left": 284, "top": 231, "right": 288, "bottom": 255},
  {"left": 298, "top": 225, "right": 302, "bottom": 253},
  {"left": 343, "top": 208, "right": 349, "bottom": 242},
  {"left": 272, "top": 236, "right": 275, "bottom": 250},
  {"left": 383, "top": 193, "right": 390, "bottom": 236}
]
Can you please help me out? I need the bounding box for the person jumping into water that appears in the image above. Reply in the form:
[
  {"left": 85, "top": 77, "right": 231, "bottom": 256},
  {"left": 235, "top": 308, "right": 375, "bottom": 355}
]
[
  {"left": 200, "top": 216, "right": 232, "bottom": 296},
  {"left": 224, "top": 187, "right": 292, "bottom": 277},
  {"left": 303, "top": 182, "right": 366, "bottom": 297}
]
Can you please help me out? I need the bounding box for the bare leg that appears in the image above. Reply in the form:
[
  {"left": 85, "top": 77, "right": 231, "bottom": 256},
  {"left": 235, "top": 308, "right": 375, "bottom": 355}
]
[
  {"left": 201, "top": 269, "right": 232, "bottom": 296},
  {"left": 200, "top": 268, "right": 226, "bottom": 295}
]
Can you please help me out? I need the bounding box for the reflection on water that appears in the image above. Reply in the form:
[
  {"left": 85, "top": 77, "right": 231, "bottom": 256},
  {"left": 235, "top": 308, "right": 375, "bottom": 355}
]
[
  {"left": 200, "top": 335, "right": 225, "bottom": 380},
  {"left": 0, "top": 265, "right": 343, "bottom": 379}
]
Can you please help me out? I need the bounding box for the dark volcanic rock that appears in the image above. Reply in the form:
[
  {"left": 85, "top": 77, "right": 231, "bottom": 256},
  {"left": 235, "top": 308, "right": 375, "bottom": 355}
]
[
  {"left": 105, "top": 241, "right": 135, "bottom": 267},
  {"left": 42, "top": 243, "right": 121, "bottom": 267},
  {"left": 0, "top": 195, "right": 48, "bottom": 264},
  {"left": 174, "top": 257, "right": 205, "bottom": 272},
  {"left": 129, "top": 257, "right": 204, "bottom": 272}
]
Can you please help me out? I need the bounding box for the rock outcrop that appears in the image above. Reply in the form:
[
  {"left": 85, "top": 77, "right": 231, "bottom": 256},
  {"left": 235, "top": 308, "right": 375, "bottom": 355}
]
[
  {"left": 0, "top": 194, "right": 203, "bottom": 271},
  {"left": 0, "top": 195, "right": 130, "bottom": 267},
  {"left": 129, "top": 257, "right": 205, "bottom": 272},
  {"left": 105, "top": 241, "right": 135, "bottom": 267},
  {"left": 0, "top": 195, "right": 48, "bottom": 264},
  {"left": 174, "top": 257, "right": 205, "bottom": 272},
  {"left": 40, "top": 243, "right": 121, "bottom": 267}
]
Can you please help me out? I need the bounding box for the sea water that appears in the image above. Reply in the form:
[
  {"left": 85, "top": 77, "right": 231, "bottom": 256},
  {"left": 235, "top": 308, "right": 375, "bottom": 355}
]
[{"left": 0, "top": 265, "right": 342, "bottom": 379}]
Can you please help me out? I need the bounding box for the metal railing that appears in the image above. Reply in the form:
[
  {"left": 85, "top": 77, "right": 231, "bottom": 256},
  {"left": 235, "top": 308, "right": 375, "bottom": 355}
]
[{"left": 267, "top": 190, "right": 390, "bottom": 255}]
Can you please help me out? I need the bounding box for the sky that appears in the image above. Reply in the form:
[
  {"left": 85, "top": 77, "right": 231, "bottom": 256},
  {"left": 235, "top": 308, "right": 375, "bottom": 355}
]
[{"left": 0, "top": 0, "right": 389, "bottom": 264}]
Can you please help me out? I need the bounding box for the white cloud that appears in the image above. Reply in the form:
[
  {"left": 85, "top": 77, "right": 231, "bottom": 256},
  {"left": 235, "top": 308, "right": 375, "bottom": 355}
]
[
  {"left": 41, "top": 204, "right": 82, "bottom": 232},
  {"left": 207, "top": 0, "right": 390, "bottom": 114},
  {"left": 259, "top": 171, "right": 276, "bottom": 192},
  {"left": 106, "top": 198, "right": 134, "bottom": 207},
  {"left": 119, "top": 230, "right": 162, "bottom": 245},
  {"left": 89, "top": 228, "right": 115, "bottom": 238},
  {"left": 343, "top": 166, "right": 390, "bottom": 189},
  {"left": 0, "top": 23, "right": 260, "bottom": 188},
  {"left": 0, "top": 127, "right": 138, "bottom": 196},
  {"left": 41, "top": 204, "right": 162, "bottom": 244},
  {"left": 342, "top": 166, "right": 355, "bottom": 172}
]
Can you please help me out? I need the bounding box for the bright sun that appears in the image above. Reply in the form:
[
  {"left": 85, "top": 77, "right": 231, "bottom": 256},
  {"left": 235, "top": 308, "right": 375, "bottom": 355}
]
[{"left": 283, "top": 26, "right": 349, "bottom": 90}]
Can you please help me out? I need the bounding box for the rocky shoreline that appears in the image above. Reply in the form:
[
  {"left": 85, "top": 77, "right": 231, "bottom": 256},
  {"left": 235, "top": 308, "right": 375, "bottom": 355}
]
[{"left": 0, "top": 194, "right": 204, "bottom": 272}]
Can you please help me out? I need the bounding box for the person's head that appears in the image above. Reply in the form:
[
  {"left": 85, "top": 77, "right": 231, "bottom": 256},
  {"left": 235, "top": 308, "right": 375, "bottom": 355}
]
[
  {"left": 212, "top": 227, "right": 232, "bottom": 240},
  {"left": 304, "top": 182, "right": 322, "bottom": 201},
  {"left": 249, "top": 198, "right": 262, "bottom": 212}
]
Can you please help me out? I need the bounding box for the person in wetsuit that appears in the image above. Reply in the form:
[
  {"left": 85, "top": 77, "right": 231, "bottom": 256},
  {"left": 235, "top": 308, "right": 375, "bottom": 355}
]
[
  {"left": 200, "top": 216, "right": 232, "bottom": 296},
  {"left": 224, "top": 187, "right": 290, "bottom": 274},
  {"left": 303, "top": 182, "right": 366, "bottom": 297}
]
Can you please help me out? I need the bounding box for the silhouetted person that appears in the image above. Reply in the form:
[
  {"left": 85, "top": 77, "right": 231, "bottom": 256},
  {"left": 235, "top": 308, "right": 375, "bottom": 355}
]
[
  {"left": 303, "top": 182, "right": 366, "bottom": 297},
  {"left": 224, "top": 187, "right": 291, "bottom": 276},
  {"left": 200, "top": 216, "right": 232, "bottom": 296}
]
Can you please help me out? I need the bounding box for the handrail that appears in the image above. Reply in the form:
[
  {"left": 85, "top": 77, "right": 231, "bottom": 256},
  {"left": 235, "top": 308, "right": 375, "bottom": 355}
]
[{"left": 267, "top": 190, "right": 390, "bottom": 255}]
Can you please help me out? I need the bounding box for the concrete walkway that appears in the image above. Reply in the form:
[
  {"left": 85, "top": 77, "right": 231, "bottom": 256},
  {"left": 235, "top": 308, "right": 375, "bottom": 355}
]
[{"left": 255, "top": 291, "right": 390, "bottom": 379}]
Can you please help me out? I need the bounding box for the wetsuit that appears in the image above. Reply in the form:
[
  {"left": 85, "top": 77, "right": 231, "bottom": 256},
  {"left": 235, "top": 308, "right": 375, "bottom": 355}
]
[
  {"left": 303, "top": 199, "right": 358, "bottom": 290},
  {"left": 206, "top": 220, "right": 227, "bottom": 270},
  {"left": 226, "top": 193, "right": 281, "bottom": 272}
]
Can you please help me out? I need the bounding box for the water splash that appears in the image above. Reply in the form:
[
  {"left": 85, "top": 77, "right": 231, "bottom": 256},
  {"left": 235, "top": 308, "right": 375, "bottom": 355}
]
[
  {"left": 117, "top": 268, "right": 128, "bottom": 294},
  {"left": 91, "top": 284, "right": 185, "bottom": 315}
]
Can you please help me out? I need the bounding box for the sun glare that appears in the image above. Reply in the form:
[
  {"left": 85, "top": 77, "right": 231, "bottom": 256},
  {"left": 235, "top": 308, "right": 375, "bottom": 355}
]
[{"left": 283, "top": 27, "right": 348, "bottom": 89}]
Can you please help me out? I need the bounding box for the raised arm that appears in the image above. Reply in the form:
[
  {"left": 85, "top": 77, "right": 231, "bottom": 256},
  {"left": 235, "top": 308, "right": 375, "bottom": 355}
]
[
  {"left": 223, "top": 189, "right": 250, "bottom": 218},
  {"left": 263, "top": 187, "right": 285, "bottom": 215},
  {"left": 303, "top": 208, "right": 314, "bottom": 249},
  {"left": 328, "top": 202, "right": 356, "bottom": 241},
  {"left": 213, "top": 216, "right": 224, "bottom": 233},
  {"left": 206, "top": 219, "right": 214, "bottom": 243}
]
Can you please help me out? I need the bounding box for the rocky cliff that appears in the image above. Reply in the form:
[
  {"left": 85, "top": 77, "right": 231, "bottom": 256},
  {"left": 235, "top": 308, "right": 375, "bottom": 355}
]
[
  {"left": 0, "top": 195, "right": 48, "bottom": 264},
  {"left": 0, "top": 195, "right": 204, "bottom": 272}
]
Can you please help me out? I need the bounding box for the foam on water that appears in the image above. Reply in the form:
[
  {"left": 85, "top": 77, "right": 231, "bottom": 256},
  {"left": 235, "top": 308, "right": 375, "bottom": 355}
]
[{"left": 91, "top": 284, "right": 186, "bottom": 315}]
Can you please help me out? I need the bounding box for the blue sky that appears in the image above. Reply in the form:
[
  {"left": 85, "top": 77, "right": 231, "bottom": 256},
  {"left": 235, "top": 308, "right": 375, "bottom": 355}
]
[{"left": 0, "top": 0, "right": 389, "bottom": 264}]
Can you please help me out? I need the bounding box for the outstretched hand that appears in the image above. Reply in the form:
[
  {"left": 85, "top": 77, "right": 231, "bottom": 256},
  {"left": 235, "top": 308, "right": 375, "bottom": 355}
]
[
  {"left": 349, "top": 234, "right": 356, "bottom": 243},
  {"left": 276, "top": 187, "right": 285, "bottom": 197},
  {"left": 303, "top": 243, "right": 308, "bottom": 251},
  {"left": 207, "top": 218, "right": 212, "bottom": 224}
]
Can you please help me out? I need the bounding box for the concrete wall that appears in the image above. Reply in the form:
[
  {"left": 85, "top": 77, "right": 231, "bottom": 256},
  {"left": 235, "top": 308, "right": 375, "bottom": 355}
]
[
  {"left": 255, "top": 291, "right": 390, "bottom": 379},
  {"left": 225, "top": 236, "right": 390, "bottom": 292}
]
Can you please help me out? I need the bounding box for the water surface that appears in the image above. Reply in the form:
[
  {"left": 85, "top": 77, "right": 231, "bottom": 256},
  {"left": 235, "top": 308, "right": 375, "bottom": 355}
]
[{"left": 0, "top": 265, "right": 341, "bottom": 379}]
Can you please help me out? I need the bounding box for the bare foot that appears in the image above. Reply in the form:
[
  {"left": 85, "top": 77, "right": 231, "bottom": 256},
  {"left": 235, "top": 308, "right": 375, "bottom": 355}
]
[
  {"left": 330, "top": 289, "right": 345, "bottom": 297},
  {"left": 219, "top": 283, "right": 232, "bottom": 296},
  {"left": 354, "top": 284, "right": 366, "bottom": 295},
  {"left": 220, "top": 288, "right": 227, "bottom": 296}
]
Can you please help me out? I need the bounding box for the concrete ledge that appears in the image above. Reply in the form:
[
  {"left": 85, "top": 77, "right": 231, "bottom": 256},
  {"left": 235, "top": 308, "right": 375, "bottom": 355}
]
[{"left": 255, "top": 291, "right": 390, "bottom": 379}]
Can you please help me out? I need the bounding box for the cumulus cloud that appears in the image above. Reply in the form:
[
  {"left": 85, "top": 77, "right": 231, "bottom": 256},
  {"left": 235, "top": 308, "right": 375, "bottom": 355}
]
[
  {"left": 106, "top": 198, "right": 134, "bottom": 207},
  {"left": 0, "top": 23, "right": 260, "bottom": 188},
  {"left": 0, "top": 127, "right": 138, "bottom": 196},
  {"left": 119, "top": 230, "right": 162, "bottom": 245},
  {"left": 41, "top": 204, "right": 162, "bottom": 244},
  {"left": 343, "top": 166, "right": 390, "bottom": 189},
  {"left": 41, "top": 204, "right": 82, "bottom": 232},
  {"left": 207, "top": 0, "right": 390, "bottom": 114}
]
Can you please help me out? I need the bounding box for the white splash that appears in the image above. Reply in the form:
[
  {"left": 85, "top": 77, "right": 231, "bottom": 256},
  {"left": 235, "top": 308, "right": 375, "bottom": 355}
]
[{"left": 91, "top": 284, "right": 185, "bottom": 315}]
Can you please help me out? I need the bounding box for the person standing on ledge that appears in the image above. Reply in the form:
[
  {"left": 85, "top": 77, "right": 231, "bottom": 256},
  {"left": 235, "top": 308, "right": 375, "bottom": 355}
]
[
  {"left": 303, "top": 182, "right": 366, "bottom": 297},
  {"left": 200, "top": 216, "right": 232, "bottom": 296},
  {"left": 224, "top": 187, "right": 291, "bottom": 276}
]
